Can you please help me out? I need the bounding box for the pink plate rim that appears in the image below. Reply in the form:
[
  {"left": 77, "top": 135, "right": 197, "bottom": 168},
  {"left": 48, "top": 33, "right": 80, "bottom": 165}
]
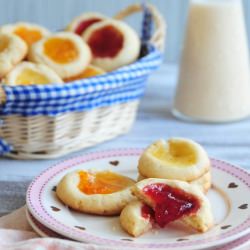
[
  {"left": 26, "top": 208, "right": 250, "bottom": 250},
  {"left": 26, "top": 149, "right": 250, "bottom": 249}
]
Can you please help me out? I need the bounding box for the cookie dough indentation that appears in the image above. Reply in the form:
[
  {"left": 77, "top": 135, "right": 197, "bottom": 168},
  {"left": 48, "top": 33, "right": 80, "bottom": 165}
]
[
  {"left": 44, "top": 38, "right": 79, "bottom": 64},
  {"left": 153, "top": 140, "right": 197, "bottom": 167},
  {"left": 78, "top": 170, "right": 134, "bottom": 195}
]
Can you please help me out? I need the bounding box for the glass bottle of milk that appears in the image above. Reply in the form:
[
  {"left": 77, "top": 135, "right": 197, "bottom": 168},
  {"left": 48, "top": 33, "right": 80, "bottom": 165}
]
[{"left": 173, "top": 0, "right": 250, "bottom": 123}]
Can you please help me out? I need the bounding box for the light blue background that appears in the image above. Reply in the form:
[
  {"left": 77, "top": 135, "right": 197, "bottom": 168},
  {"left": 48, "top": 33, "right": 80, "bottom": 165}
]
[{"left": 0, "top": 0, "right": 249, "bottom": 62}]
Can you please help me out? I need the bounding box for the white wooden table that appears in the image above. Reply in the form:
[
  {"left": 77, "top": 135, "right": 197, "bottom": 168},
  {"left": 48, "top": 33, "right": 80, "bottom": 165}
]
[{"left": 0, "top": 64, "right": 250, "bottom": 215}]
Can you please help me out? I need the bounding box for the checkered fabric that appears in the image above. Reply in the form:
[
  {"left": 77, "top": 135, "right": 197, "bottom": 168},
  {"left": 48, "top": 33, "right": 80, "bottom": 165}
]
[
  {"left": 141, "top": 2, "right": 153, "bottom": 44},
  {"left": 0, "top": 139, "right": 13, "bottom": 156},
  {"left": 0, "top": 46, "right": 162, "bottom": 116}
]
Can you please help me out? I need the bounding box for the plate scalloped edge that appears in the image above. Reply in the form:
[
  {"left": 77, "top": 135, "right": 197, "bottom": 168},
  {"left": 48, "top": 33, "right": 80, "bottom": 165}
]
[{"left": 25, "top": 207, "right": 250, "bottom": 250}]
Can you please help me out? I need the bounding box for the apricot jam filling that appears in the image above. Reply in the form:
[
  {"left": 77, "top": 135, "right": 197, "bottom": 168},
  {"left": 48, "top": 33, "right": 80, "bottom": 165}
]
[
  {"left": 64, "top": 66, "right": 103, "bottom": 82},
  {"left": 44, "top": 38, "right": 78, "bottom": 64},
  {"left": 142, "top": 183, "right": 200, "bottom": 228},
  {"left": 87, "top": 25, "right": 124, "bottom": 58},
  {"left": 14, "top": 27, "right": 42, "bottom": 46},
  {"left": 78, "top": 171, "right": 134, "bottom": 195},
  {"left": 16, "top": 69, "right": 50, "bottom": 85},
  {"left": 152, "top": 141, "right": 197, "bottom": 167},
  {"left": 75, "top": 18, "right": 102, "bottom": 35}
]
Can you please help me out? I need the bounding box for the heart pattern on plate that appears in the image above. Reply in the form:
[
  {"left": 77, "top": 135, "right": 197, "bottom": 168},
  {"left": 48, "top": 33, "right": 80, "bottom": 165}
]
[
  {"left": 51, "top": 206, "right": 60, "bottom": 212},
  {"left": 228, "top": 183, "right": 238, "bottom": 188},
  {"left": 238, "top": 204, "right": 248, "bottom": 210},
  {"left": 26, "top": 150, "right": 250, "bottom": 249},
  {"left": 109, "top": 160, "right": 119, "bottom": 166},
  {"left": 75, "top": 226, "right": 86, "bottom": 230}
]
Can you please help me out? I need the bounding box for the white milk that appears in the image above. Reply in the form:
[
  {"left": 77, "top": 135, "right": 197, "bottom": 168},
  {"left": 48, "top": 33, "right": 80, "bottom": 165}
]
[{"left": 173, "top": 0, "right": 250, "bottom": 122}]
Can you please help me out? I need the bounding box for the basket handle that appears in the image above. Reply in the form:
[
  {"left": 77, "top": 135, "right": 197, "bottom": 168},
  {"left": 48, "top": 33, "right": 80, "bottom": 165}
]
[
  {"left": 114, "top": 3, "right": 166, "bottom": 51},
  {"left": 0, "top": 86, "right": 6, "bottom": 105}
]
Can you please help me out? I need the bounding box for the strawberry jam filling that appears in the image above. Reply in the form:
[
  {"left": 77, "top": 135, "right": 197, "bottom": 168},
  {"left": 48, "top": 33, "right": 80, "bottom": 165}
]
[
  {"left": 141, "top": 204, "right": 154, "bottom": 221},
  {"left": 87, "top": 25, "right": 124, "bottom": 58},
  {"left": 75, "top": 18, "right": 102, "bottom": 35},
  {"left": 143, "top": 183, "right": 200, "bottom": 228}
]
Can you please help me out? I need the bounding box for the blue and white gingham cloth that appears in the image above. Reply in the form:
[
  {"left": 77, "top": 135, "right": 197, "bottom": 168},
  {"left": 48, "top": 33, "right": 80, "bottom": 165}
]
[
  {"left": 0, "top": 46, "right": 162, "bottom": 116},
  {"left": 0, "top": 139, "right": 13, "bottom": 156},
  {"left": 0, "top": 4, "right": 163, "bottom": 155},
  {"left": 141, "top": 2, "right": 153, "bottom": 44}
]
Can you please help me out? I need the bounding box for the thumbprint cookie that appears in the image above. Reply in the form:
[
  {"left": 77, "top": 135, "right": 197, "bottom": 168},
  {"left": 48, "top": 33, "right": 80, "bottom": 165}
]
[
  {"left": 120, "top": 201, "right": 154, "bottom": 237},
  {"left": 133, "top": 178, "right": 214, "bottom": 233},
  {"left": 0, "top": 22, "right": 50, "bottom": 47},
  {"left": 56, "top": 170, "right": 136, "bottom": 215},
  {"left": 137, "top": 171, "right": 212, "bottom": 194},
  {"left": 3, "top": 62, "right": 63, "bottom": 85},
  {"left": 138, "top": 138, "right": 210, "bottom": 182},
  {"left": 191, "top": 171, "right": 212, "bottom": 193},
  {"left": 64, "top": 64, "right": 105, "bottom": 82},
  {"left": 82, "top": 19, "right": 140, "bottom": 71},
  {"left": 29, "top": 32, "right": 92, "bottom": 78},
  {"left": 0, "top": 32, "right": 27, "bottom": 78},
  {"left": 66, "top": 12, "right": 107, "bottom": 36}
]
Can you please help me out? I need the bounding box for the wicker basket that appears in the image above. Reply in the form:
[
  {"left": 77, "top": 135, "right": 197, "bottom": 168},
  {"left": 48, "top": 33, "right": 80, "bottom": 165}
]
[{"left": 0, "top": 3, "right": 166, "bottom": 159}]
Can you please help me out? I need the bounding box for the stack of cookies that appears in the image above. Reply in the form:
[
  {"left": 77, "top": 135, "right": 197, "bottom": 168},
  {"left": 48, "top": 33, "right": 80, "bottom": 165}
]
[
  {"left": 138, "top": 138, "right": 212, "bottom": 193},
  {"left": 0, "top": 12, "right": 141, "bottom": 86},
  {"left": 55, "top": 137, "right": 214, "bottom": 238},
  {"left": 119, "top": 138, "right": 213, "bottom": 237}
]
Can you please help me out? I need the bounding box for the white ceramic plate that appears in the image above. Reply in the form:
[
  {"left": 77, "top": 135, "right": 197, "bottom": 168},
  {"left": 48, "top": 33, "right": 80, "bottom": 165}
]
[
  {"left": 25, "top": 207, "right": 250, "bottom": 250},
  {"left": 26, "top": 207, "right": 66, "bottom": 239},
  {"left": 26, "top": 149, "right": 250, "bottom": 250}
]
